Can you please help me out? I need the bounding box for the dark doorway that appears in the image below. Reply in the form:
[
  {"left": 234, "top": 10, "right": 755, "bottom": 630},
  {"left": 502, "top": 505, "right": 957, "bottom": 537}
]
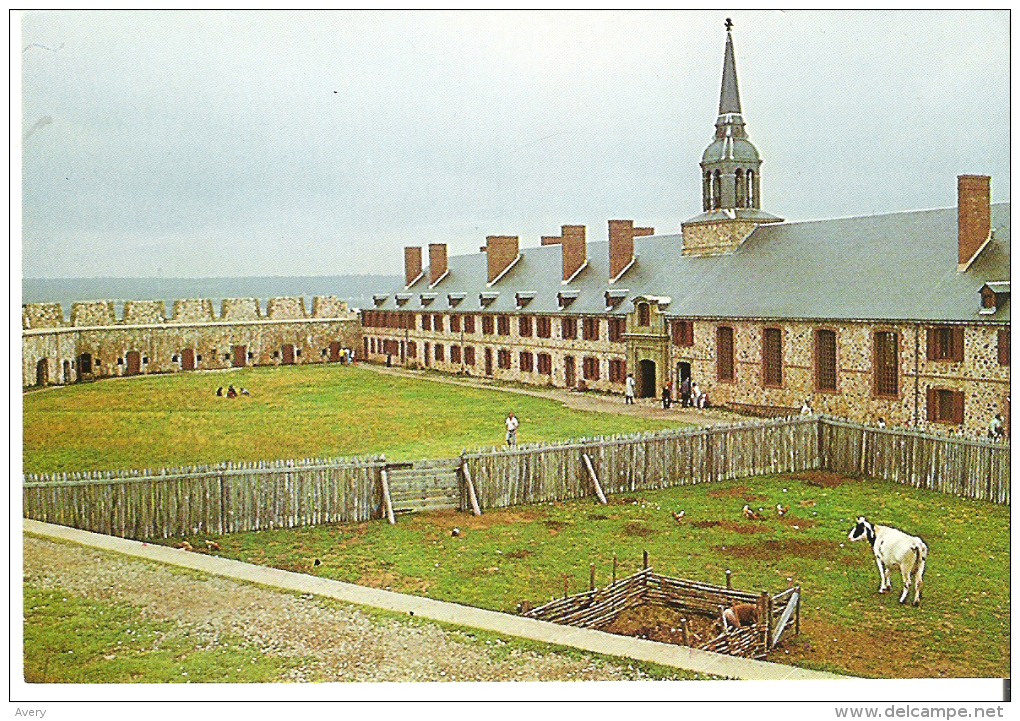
[
  {"left": 564, "top": 356, "right": 576, "bottom": 388},
  {"left": 282, "top": 344, "right": 296, "bottom": 365},
  {"left": 62, "top": 360, "right": 71, "bottom": 384},
  {"left": 232, "top": 345, "right": 247, "bottom": 368},
  {"left": 425, "top": 342, "right": 432, "bottom": 367},
  {"left": 484, "top": 348, "right": 493, "bottom": 376},
  {"left": 329, "top": 342, "right": 343, "bottom": 363},
  {"left": 77, "top": 353, "right": 93, "bottom": 378},
  {"left": 400, "top": 341, "right": 406, "bottom": 364},
  {"left": 677, "top": 361, "right": 691, "bottom": 384},
  {"left": 36, "top": 359, "right": 48, "bottom": 387},
  {"left": 181, "top": 348, "right": 196, "bottom": 371},
  {"left": 639, "top": 359, "right": 657, "bottom": 398},
  {"left": 125, "top": 351, "right": 142, "bottom": 376}
]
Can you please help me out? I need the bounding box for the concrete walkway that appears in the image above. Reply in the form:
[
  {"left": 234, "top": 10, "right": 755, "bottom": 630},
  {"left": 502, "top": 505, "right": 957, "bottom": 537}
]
[{"left": 24, "top": 519, "right": 845, "bottom": 681}]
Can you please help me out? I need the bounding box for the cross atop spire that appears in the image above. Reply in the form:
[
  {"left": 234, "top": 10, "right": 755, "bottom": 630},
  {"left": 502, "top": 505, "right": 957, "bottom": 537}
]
[{"left": 718, "top": 21, "right": 742, "bottom": 115}]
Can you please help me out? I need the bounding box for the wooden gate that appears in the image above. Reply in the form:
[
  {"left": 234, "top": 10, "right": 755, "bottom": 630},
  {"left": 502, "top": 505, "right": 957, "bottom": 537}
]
[
  {"left": 232, "top": 345, "right": 247, "bottom": 368},
  {"left": 329, "top": 342, "right": 343, "bottom": 363},
  {"left": 125, "top": 351, "right": 142, "bottom": 376},
  {"left": 36, "top": 359, "right": 48, "bottom": 386},
  {"left": 385, "top": 459, "right": 462, "bottom": 515},
  {"left": 282, "top": 344, "right": 296, "bottom": 365},
  {"left": 181, "top": 348, "right": 196, "bottom": 371}
]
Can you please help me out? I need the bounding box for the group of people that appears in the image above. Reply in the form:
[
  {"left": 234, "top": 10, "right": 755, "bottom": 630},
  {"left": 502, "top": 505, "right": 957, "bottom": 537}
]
[
  {"left": 216, "top": 385, "right": 250, "bottom": 398},
  {"left": 624, "top": 374, "right": 708, "bottom": 409}
]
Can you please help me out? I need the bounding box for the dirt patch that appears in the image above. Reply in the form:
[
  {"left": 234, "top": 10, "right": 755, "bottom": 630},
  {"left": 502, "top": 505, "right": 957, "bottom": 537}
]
[
  {"left": 543, "top": 520, "right": 568, "bottom": 531},
  {"left": 601, "top": 604, "right": 720, "bottom": 647},
  {"left": 691, "top": 520, "right": 722, "bottom": 529},
  {"left": 708, "top": 486, "right": 767, "bottom": 502},
  {"left": 776, "top": 517, "right": 818, "bottom": 530},
  {"left": 717, "top": 538, "right": 839, "bottom": 560},
  {"left": 778, "top": 615, "right": 938, "bottom": 679},
  {"left": 715, "top": 520, "right": 770, "bottom": 534},
  {"left": 505, "top": 549, "right": 534, "bottom": 559},
  {"left": 789, "top": 471, "right": 859, "bottom": 489},
  {"left": 623, "top": 522, "right": 656, "bottom": 538},
  {"left": 612, "top": 496, "right": 645, "bottom": 506},
  {"left": 588, "top": 514, "right": 610, "bottom": 521},
  {"left": 417, "top": 508, "right": 545, "bottom": 532}
]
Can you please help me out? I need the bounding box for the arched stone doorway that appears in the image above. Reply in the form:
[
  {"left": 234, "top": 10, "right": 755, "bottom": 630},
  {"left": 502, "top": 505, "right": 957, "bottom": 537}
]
[
  {"left": 639, "top": 359, "right": 657, "bottom": 398},
  {"left": 281, "top": 344, "right": 296, "bottom": 365},
  {"left": 62, "top": 360, "right": 72, "bottom": 384},
  {"left": 77, "top": 353, "right": 93, "bottom": 380},
  {"left": 564, "top": 355, "right": 576, "bottom": 388},
  {"left": 36, "top": 359, "right": 48, "bottom": 387}
]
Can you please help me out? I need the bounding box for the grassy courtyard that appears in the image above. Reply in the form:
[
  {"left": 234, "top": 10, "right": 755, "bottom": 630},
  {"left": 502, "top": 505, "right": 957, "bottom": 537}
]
[
  {"left": 179, "top": 471, "right": 1010, "bottom": 680},
  {"left": 23, "top": 365, "right": 687, "bottom": 473}
]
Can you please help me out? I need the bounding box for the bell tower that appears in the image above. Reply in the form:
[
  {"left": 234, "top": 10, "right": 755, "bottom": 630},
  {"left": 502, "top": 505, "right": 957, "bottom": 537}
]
[{"left": 682, "top": 19, "right": 782, "bottom": 256}]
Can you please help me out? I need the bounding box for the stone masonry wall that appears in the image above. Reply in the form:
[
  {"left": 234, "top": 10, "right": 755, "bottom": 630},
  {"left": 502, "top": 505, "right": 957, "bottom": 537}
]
[{"left": 22, "top": 297, "right": 360, "bottom": 388}]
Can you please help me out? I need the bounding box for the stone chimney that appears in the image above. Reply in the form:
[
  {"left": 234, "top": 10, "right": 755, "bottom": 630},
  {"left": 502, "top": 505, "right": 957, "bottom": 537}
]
[
  {"left": 609, "top": 219, "right": 636, "bottom": 281},
  {"left": 486, "top": 235, "right": 520, "bottom": 284},
  {"left": 404, "top": 246, "right": 423, "bottom": 287},
  {"left": 958, "top": 175, "right": 992, "bottom": 271},
  {"left": 428, "top": 243, "right": 448, "bottom": 285},
  {"left": 561, "top": 225, "right": 587, "bottom": 282}
]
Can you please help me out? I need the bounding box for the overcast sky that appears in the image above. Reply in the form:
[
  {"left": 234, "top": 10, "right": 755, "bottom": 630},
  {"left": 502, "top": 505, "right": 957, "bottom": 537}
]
[{"left": 18, "top": 10, "right": 1010, "bottom": 278}]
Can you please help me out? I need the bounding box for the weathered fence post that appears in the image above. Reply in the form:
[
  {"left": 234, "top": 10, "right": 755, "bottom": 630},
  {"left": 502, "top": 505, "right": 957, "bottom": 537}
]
[
  {"left": 589, "top": 563, "right": 596, "bottom": 591},
  {"left": 461, "top": 456, "right": 482, "bottom": 516},
  {"left": 582, "top": 452, "right": 608, "bottom": 505},
  {"left": 643, "top": 550, "right": 649, "bottom": 570},
  {"left": 681, "top": 618, "right": 690, "bottom": 646},
  {"left": 380, "top": 466, "right": 396, "bottom": 525},
  {"left": 725, "top": 569, "right": 732, "bottom": 589},
  {"left": 612, "top": 554, "right": 618, "bottom": 585}
]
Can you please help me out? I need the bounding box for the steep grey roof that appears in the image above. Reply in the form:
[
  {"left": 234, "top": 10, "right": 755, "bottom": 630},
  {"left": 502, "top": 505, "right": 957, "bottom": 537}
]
[{"left": 373, "top": 203, "right": 1010, "bottom": 323}]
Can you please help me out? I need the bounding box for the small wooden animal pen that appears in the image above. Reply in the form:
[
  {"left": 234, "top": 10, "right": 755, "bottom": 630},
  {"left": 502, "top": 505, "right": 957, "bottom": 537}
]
[{"left": 524, "top": 563, "right": 801, "bottom": 660}]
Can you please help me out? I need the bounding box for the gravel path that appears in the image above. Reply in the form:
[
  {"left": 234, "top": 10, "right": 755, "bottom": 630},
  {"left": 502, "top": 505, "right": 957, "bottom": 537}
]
[
  {"left": 365, "top": 364, "right": 740, "bottom": 426},
  {"left": 24, "top": 535, "right": 671, "bottom": 683}
]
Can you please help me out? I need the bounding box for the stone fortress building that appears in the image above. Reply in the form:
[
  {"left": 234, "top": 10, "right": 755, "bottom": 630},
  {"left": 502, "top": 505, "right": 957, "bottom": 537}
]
[
  {"left": 22, "top": 296, "right": 360, "bottom": 386},
  {"left": 362, "top": 23, "right": 1010, "bottom": 437}
]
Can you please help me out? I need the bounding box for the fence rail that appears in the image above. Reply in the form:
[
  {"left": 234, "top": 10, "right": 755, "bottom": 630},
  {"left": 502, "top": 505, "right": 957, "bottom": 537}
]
[{"left": 22, "top": 417, "right": 1010, "bottom": 539}]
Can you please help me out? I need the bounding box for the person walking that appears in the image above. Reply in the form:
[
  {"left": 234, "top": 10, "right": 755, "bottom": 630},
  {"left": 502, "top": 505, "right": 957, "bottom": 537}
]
[
  {"left": 989, "top": 413, "right": 1005, "bottom": 441},
  {"left": 661, "top": 383, "right": 672, "bottom": 410},
  {"left": 625, "top": 373, "right": 636, "bottom": 405},
  {"left": 505, "top": 411, "right": 519, "bottom": 447},
  {"left": 690, "top": 380, "right": 701, "bottom": 409},
  {"left": 680, "top": 376, "right": 692, "bottom": 408}
]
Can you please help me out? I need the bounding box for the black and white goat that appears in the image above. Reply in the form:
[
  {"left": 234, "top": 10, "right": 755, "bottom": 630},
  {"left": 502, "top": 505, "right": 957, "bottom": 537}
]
[{"left": 847, "top": 516, "right": 928, "bottom": 606}]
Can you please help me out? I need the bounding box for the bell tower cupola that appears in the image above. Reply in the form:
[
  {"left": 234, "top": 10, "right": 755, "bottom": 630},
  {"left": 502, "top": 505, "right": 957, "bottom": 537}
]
[{"left": 682, "top": 19, "right": 783, "bottom": 256}]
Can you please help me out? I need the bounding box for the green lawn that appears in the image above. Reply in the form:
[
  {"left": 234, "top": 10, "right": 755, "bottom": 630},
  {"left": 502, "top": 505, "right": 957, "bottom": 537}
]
[
  {"left": 23, "top": 365, "right": 687, "bottom": 473},
  {"left": 184, "top": 472, "right": 1010, "bottom": 680}
]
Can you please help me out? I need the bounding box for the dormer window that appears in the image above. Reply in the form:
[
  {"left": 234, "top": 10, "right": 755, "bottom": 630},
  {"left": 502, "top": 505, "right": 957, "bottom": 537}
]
[
  {"left": 605, "top": 289, "right": 628, "bottom": 310},
  {"left": 979, "top": 282, "right": 1010, "bottom": 315},
  {"left": 515, "top": 291, "right": 536, "bottom": 309},
  {"left": 372, "top": 294, "right": 388, "bottom": 307},
  {"left": 479, "top": 292, "right": 499, "bottom": 308},
  {"left": 447, "top": 293, "right": 466, "bottom": 308},
  {"left": 419, "top": 293, "right": 437, "bottom": 306},
  {"left": 557, "top": 290, "right": 579, "bottom": 309},
  {"left": 394, "top": 293, "right": 411, "bottom": 307}
]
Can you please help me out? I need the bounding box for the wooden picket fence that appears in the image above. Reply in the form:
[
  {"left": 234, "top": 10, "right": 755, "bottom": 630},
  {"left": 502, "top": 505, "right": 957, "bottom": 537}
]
[
  {"left": 21, "top": 416, "right": 1010, "bottom": 540},
  {"left": 818, "top": 418, "right": 1010, "bottom": 505},
  {"left": 22, "top": 457, "right": 385, "bottom": 539},
  {"left": 462, "top": 416, "right": 822, "bottom": 510}
]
